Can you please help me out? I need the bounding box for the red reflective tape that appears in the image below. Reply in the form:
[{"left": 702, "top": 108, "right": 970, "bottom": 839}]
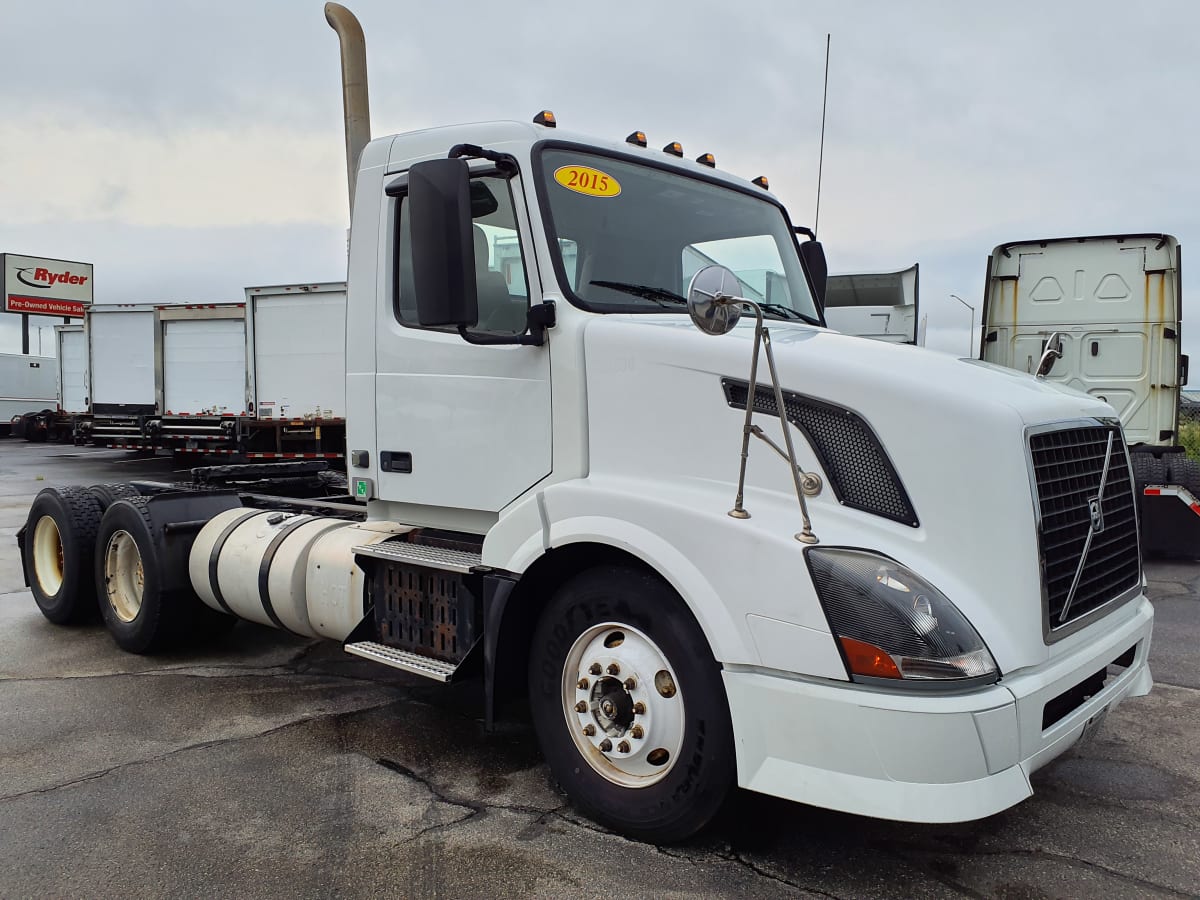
[{"left": 1144, "top": 488, "right": 1162, "bottom": 496}]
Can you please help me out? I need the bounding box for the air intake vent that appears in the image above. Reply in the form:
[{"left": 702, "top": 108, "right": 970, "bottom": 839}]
[
  {"left": 1029, "top": 423, "right": 1140, "bottom": 634},
  {"left": 722, "top": 379, "right": 918, "bottom": 527}
]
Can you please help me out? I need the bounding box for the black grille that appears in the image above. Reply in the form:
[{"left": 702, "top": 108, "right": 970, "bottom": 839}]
[
  {"left": 723, "top": 379, "right": 918, "bottom": 527},
  {"left": 1029, "top": 424, "right": 1140, "bottom": 632}
]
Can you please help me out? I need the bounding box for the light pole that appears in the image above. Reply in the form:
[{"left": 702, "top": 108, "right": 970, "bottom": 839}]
[{"left": 950, "top": 293, "right": 975, "bottom": 358}]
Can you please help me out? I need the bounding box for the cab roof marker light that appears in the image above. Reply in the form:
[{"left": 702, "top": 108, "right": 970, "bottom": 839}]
[
  {"left": 626, "top": 131, "right": 648, "bottom": 147},
  {"left": 752, "top": 175, "right": 769, "bottom": 189},
  {"left": 533, "top": 110, "right": 556, "bottom": 127},
  {"left": 663, "top": 141, "right": 683, "bottom": 157},
  {"left": 696, "top": 153, "right": 716, "bottom": 168}
]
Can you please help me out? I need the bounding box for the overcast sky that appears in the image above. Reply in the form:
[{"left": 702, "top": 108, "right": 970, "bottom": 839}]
[{"left": 2, "top": 0, "right": 1197, "bottom": 362}]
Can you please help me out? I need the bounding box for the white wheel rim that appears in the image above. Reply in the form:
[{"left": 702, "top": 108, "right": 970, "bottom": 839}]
[
  {"left": 561, "top": 622, "right": 685, "bottom": 788},
  {"left": 104, "top": 529, "right": 144, "bottom": 623},
  {"left": 32, "top": 515, "right": 65, "bottom": 596}
]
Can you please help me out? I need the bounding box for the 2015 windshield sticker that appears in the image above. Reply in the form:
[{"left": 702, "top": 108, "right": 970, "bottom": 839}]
[{"left": 553, "top": 165, "right": 621, "bottom": 198}]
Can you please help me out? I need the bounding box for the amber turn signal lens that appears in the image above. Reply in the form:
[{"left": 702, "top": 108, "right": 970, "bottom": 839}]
[{"left": 839, "top": 636, "right": 902, "bottom": 679}]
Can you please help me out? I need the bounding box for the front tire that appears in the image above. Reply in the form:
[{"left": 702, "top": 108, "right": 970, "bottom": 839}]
[{"left": 528, "top": 565, "right": 734, "bottom": 843}]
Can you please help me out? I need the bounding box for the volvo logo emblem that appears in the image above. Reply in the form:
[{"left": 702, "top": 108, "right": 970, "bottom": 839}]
[{"left": 1088, "top": 495, "right": 1105, "bottom": 533}]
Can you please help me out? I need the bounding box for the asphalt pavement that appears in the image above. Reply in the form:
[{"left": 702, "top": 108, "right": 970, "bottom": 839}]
[{"left": 1, "top": 442, "right": 1197, "bottom": 898}]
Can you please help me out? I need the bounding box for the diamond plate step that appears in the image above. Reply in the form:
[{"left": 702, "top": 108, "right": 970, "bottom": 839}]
[
  {"left": 343, "top": 641, "right": 458, "bottom": 682},
  {"left": 352, "top": 541, "right": 482, "bottom": 573}
]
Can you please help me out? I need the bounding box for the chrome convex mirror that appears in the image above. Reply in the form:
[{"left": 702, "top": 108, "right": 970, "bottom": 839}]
[
  {"left": 1035, "top": 331, "right": 1064, "bottom": 379},
  {"left": 685, "top": 264, "right": 818, "bottom": 544},
  {"left": 686, "top": 265, "right": 743, "bottom": 335}
]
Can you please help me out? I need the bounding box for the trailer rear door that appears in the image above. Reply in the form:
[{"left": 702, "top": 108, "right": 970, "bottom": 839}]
[
  {"left": 159, "top": 308, "right": 246, "bottom": 415},
  {"left": 88, "top": 307, "right": 156, "bottom": 414},
  {"left": 56, "top": 325, "right": 87, "bottom": 413}
]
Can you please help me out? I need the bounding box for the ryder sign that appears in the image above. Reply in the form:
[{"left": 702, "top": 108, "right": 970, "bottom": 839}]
[{"left": 2, "top": 253, "right": 93, "bottom": 317}]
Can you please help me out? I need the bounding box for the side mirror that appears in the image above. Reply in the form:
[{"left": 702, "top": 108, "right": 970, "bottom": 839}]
[
  {"left": 686, "top": 265, "right": 743, "bottom": 335},
  {"left": 798, "top": 240, "right": 828, "bottom": 309},
  {"left": 1035, "top": 332, "right": 1064, "bottom": 378},
  {"left": 408, "top": 158, "right": 478, "bottom": 328}
]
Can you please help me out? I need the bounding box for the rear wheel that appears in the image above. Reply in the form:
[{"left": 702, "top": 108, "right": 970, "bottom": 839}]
[
  {"left": 528, "top": 565, "right": 734, "bottom": 843},
  {"left": 23, "top": 487, "right": 103, "bottom": 624},
  {"left": 88, "top": 482, "right": 141, "bottom": 511}
]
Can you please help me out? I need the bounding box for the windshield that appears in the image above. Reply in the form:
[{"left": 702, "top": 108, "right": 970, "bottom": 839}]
[{"left": 538, "top": 148, "right": 820, "bottom": 323}]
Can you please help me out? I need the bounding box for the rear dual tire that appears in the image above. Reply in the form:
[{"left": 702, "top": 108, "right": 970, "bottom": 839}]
[
  {"left": 95, "top": 498, "right": 235, "bottom": 653},
  {"left": 23, "top": 487, "right": 103, "bottom": 624}
]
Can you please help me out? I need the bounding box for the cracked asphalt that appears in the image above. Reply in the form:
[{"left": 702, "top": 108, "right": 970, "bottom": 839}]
[{"left": 1, "top": 443, "right": 1198, "bottom": 899}]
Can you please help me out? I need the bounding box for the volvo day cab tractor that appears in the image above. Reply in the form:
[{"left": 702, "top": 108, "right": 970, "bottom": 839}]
[
  {"left": 18, "top": 4, "right": 1154, "bottom": 842},
  {"left": 981, "top": 234, "right": 1195, "bottom": 556}
]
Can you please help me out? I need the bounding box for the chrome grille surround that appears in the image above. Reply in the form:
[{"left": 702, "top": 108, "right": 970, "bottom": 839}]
[{"left": 1027, "top": 418, "right": 1142, "bottom": 643}]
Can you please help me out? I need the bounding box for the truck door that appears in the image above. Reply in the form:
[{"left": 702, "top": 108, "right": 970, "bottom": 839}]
[
  {"left": 981, "top": 235, "right": 1181, "bottom": 445},
  {"left": 372, "top": 170, "right": 551, "bottom": 514}
]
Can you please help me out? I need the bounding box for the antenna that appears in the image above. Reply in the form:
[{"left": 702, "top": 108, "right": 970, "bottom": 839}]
[{"left": 813, "top": 33, "right": 831, "bottom": 238}]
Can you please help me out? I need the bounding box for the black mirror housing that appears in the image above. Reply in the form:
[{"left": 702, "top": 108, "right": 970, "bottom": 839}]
[
  {"left": 409, "top": 158, "right": 478, "bottom": 328},
  {"left": 799, "top": 240, "right": 828, "bottom": 310}
]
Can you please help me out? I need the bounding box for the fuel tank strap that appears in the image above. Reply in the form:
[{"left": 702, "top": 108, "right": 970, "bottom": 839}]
[
  {"left": 208, "top": 510, "right": 273, "bottom": 615},
  {"left": 256, "top": 515, "right": 315, "bottom": 633}
]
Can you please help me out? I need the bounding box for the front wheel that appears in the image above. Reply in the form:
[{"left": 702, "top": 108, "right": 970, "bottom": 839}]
[{"left": 528, "top": 565, "right": 734, "bottom": 843}]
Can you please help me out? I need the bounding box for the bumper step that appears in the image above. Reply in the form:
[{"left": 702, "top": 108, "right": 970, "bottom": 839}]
[
  {"left": 344, "top": 641, "right": 458, "bottom": 681},
  {"left": 352, "top": 541, "right": 482, "bottom": 573}
]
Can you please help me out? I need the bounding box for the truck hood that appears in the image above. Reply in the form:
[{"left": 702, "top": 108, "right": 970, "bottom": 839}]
[{"left": 581, "top": 315, "right": 1131, "bottom": 675}]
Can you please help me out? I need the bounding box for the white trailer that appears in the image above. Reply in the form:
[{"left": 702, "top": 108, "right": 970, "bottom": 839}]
[
  {"left": 0, "top": 352, "right": 56, "bottom": 434},
  {"left": 145, "top": 296, "right": 346, "bottom": 460},
  {"left": 18, "top": 7, "right": 1155, "bottom": 845},
  {"left": 246, "top": 282, "right": 347, "bottom": 421},
  {"left": 824, "top": 264, "right": 920, "bottom": 344}
]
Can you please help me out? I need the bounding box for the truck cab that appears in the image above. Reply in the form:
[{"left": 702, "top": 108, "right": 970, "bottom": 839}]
[{"left": 23, "top": 116, "right": 1157, "bottom": 843}]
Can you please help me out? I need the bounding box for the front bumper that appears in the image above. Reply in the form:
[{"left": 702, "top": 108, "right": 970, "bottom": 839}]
[{"left": 724, "top": 596, "right": 1154, "bottom": 822}]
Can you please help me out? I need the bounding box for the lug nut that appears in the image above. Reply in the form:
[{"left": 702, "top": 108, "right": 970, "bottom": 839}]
[
  {"left": 623, "top": 677, "right": 636, "bottom": 691},
  {"left": 607, "top": 663, "right": 620, "bottom": 676},
  {"left": 633, "top": 702, "right": 646, "bottom": 715},
  {"left": 599, "top": 739, "right": 612, "bottom": 752},
  {"left": 618, "top": 740, "right": 631, "bottom": 754},
  {"left": 582, "top": 724, "right": 596, "bottom": 737},
  {"left": 575, "top": 701, "right": 588, "bottom": 713},
  {"left": 577, "top": 678, "right": 589, "bottom": 690},
  {"left": 589, "top": 663, "right": 602, "bottom": 675},
  {"left": 631, "top": 725, "right": 644, "bottom": 739}
]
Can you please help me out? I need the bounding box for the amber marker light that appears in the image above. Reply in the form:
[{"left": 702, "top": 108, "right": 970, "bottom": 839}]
[
  {"left": 663, "top": 141, "right": 683, "bottom": 157},
  {"left": 839, "top": 636, "right": 902, "bottom": 679},
  {"left": 533, "top": 110, "right": 557, "bottom": 127},
  {"left": 752, "top": 175, "right": 769, "bottom": 189},
  {"left": 696, "top": 153, "right": 715, "bottom": 168},
  {"left": 626, "top": 131, "right": 648, "bottom": 147}
]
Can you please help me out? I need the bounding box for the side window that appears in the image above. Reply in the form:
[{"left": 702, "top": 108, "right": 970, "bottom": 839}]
[{"left": 393, "top": 174, "right": 531, "bottom": 335}]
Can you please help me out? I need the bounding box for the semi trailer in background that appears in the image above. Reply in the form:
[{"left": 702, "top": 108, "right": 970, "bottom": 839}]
[
  {"left": 0, "top": 351, "right": 57, "bottom": 437},
  {"left": 823, "top": 264, "right": 919, "bottom": 344},
  {"left": 19, "top": 286, "right": 347, "bottom": 462},
  {"left": 980, "top": 233, "right": 1194, "bottom": 556}
]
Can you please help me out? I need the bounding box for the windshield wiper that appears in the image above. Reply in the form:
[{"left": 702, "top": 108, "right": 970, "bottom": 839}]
[
  {"left": 760, "top": 303, "right": 821, "bottom": 326},
  {"left": 589, "top": 280, "right": 687, "bottom": 307}
]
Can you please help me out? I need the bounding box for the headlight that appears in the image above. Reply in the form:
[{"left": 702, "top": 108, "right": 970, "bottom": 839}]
[{"left": 807, "top": 548, "right": 998, "bottom": 685}]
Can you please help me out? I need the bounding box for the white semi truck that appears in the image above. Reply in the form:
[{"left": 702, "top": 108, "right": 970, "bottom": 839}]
[
  {"left": 980, "top": 233, "right": 1194, "bottom": 556},
  {"left": 17, "top": 5, "right": 1154, "bottom": 842}
]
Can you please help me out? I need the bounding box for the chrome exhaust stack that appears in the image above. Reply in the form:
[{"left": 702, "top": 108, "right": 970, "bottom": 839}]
[{"left": 324, "top": 2, "right": 371, "bottom": 216}]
